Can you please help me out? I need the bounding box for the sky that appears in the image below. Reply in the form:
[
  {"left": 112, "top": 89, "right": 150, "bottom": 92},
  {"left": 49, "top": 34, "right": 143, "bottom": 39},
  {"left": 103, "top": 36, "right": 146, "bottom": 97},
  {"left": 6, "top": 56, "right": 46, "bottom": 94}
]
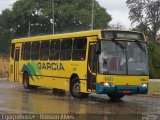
[
  {"left": 0, "top": 0, "right": 132, "bottom": 29},
  {"left": 97, "top": 0, "right": 132, "bottom": 29}
]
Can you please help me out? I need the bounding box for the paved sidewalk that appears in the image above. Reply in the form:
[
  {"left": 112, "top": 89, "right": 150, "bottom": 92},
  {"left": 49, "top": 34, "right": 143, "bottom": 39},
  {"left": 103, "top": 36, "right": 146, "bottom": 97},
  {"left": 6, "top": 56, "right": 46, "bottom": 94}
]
[
  {"left": 150, "top": 79, "right": 160, "bottom": 82},
  {"left": 0, "top": 78, "right": 9, "bottom": 80}
]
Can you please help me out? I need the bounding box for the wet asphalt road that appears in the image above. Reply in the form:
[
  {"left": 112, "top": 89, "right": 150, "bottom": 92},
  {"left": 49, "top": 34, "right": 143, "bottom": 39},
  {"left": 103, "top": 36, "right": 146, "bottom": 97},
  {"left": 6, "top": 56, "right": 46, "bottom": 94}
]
[{"left": 0, "top": 78, "right": 160, "bottom": 120}]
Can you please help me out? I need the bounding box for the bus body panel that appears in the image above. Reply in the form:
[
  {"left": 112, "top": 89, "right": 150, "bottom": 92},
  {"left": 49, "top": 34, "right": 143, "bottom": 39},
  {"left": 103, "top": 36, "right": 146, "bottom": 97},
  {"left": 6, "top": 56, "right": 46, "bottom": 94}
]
[
  {"left": 96, "top": 75, "right": 149, "bottom": 94},
  {"left": 29, "top": 76, "right": 70, "bottom": 90},
  {"left": 80, "top": 80, "right": 88, "bottom": 93},
  {"left": 97, "top": 75, "right": 149, "bottom": 85},
  {"left": 20, "top": 60, "right": 87, "bottom": 90}
]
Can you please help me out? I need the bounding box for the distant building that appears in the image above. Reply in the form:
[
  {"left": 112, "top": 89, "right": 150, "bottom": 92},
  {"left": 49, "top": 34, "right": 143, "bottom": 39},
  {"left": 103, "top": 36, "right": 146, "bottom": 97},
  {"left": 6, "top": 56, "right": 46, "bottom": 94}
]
[{"left": 0, "top": 55, "right": 9, "bottom": 78}]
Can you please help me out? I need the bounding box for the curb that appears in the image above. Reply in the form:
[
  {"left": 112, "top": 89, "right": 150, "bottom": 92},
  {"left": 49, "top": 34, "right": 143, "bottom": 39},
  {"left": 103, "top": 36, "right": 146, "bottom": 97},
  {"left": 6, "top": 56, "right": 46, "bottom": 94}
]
[{"left": 135, "top": 93, "right": 160, "bottom": 98}]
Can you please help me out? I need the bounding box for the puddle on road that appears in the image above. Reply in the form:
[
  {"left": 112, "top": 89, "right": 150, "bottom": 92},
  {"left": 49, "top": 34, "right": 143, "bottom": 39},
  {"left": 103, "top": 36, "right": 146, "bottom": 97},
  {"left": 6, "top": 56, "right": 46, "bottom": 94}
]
[
  {"left": 0, "top": 79, "right": 159, "bottom": 120},
  {"left": 1, "top": 88, "right": 156, "bottom": 114}
]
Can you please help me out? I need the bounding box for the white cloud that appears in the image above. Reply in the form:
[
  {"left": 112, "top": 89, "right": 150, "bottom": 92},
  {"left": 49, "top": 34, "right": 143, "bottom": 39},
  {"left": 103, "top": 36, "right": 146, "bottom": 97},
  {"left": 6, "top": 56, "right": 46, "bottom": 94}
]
[
  {"left": 97, "top": 0, "right": 128, "bottom": 12},
  {"left": 0, "top": 0, "right": 17, "bottom": 14},
  {"left": 97, "top": 0, "right": 132, "bottom": 29}
]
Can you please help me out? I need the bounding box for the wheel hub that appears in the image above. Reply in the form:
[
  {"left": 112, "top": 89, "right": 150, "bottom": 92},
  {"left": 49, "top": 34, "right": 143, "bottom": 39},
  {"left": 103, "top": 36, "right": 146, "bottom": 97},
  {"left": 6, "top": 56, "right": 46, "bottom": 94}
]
[{"left": 73, "top": 82, "right": 80, "bottom": 95}]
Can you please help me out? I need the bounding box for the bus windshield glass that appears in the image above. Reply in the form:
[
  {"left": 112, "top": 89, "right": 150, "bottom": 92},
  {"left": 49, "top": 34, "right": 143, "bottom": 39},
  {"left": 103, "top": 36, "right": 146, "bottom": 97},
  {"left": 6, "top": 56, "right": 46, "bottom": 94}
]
[{"left": 99, "top": 41, "right": 148, "bottom": 75}]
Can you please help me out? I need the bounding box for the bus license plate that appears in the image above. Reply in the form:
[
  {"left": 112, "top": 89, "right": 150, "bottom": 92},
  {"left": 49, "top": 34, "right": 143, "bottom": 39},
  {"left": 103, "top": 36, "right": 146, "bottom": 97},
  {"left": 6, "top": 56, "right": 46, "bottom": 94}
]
[{"left": 123, "top": 90, "right": 131, "bottom": 94}]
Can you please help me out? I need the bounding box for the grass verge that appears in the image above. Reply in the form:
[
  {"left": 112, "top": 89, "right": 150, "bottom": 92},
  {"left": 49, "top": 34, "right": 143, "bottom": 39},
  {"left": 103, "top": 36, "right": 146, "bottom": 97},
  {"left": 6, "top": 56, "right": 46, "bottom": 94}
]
[{"left": 148, "top": 82, "right": 160, "bottom": 94}]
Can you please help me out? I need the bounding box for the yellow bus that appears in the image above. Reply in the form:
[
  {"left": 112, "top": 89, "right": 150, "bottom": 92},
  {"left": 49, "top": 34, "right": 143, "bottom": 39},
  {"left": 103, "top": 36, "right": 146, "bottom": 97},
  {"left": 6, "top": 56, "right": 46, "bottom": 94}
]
[{"left": 10, "top": 30, "right": 149, "bottom": 99}]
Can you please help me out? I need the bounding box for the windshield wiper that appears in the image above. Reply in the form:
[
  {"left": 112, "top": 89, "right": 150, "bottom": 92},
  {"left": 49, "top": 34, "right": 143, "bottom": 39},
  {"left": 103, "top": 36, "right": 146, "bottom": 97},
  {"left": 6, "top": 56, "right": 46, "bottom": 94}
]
[
  {"left": 135, "top": 40, "right": 146, "bottom": 52},
  {"left": 112, "top": 40, "right": 124, "bottom": 49}
]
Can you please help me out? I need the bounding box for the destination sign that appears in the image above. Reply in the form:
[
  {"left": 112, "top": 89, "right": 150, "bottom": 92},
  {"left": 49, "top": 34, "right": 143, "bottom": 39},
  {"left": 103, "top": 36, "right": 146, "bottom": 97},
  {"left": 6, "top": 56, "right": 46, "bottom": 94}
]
[{"left": 102, "top": 31, "right": 145, "bottom": 41}]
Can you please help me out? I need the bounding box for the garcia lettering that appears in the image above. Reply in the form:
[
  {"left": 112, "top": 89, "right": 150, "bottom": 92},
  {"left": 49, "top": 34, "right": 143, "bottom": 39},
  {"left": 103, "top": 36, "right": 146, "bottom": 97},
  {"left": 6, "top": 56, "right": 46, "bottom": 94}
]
[{"left": 38, "top": 62, "right": 65, "bottom": 71}]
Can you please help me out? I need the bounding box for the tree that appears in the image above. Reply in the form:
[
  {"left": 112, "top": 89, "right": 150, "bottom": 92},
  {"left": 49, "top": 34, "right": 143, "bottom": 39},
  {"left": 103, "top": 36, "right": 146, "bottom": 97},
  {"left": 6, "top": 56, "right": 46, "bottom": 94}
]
[
  {"left": 110, "top": 22, "right": 126, "bottom": 30},
  {"left": 0, "top": 0, "right": 111, "bottom": 54},
  {"left": 147, "top": 41, "right": 160, "bottom": 78},
  {"left": 1, "top": 0, "right": 111, "bottom": 37},
  {"left": 0, "top": 9, "right": 13, "bottom": 54},
  {"left": 126, "top": 0, "right": 160, "bottom": 40}
]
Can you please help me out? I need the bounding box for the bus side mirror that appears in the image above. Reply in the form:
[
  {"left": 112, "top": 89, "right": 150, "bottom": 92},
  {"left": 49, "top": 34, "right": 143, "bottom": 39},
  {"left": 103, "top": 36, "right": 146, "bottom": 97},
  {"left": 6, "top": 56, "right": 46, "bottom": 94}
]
[{"left": 95, "top": 41, "right": 101, "bottom": 54}]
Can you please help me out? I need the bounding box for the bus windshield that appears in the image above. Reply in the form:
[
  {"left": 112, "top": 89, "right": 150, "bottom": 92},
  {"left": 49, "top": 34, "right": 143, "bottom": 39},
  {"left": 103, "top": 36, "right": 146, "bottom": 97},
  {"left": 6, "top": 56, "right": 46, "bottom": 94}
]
[{"left": 99, "top": 41, "right": 148, "bottom": 75}]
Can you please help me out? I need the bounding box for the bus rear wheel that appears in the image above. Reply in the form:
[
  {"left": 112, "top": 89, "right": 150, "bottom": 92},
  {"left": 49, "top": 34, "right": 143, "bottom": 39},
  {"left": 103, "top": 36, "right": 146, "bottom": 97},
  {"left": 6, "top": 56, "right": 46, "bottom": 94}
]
[
  {"left": 107, "top": 93, "right": 124, "bottom": 100},
  {"left": 70, "top": 78, "right": 88, "bottom": 99}
]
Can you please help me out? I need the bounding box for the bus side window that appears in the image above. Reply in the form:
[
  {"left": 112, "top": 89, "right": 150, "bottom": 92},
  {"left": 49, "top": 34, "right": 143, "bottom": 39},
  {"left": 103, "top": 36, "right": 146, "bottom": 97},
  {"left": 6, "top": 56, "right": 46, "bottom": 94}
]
[
  {"left": 11, "top": 43, "right": 15, "bottom": 59},
  {"left": 40, "top": 40, "right": 49, "bottom": 60},
  {"left": 31, "top": 41, "right": 40, "bottom": 60},
  {"left": 61, "top": 39, "right": 72, "bottom": 60},
  {"left": 23, "top": 42, "right": 31, "bottom": 60},
  {"left": 73, "top": 37, "right": 87, "bottom": 61},
  {"left": 50, "top": 40, "right": 60, "bottom": 60}
]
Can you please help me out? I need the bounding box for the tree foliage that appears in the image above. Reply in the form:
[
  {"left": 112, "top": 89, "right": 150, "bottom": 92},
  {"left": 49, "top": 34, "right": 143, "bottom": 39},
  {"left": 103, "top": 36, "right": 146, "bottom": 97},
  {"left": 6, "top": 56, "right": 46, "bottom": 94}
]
[
  {"left": 126, "top": 0, "right": 160, "bottom": 40},
  {"left": 110, "top": 22, "right": 125, "bottom": 30},
  {"left": 0, "top": 0, "right": 111, "bottom": 53},
  {"left": 148, "top": 41, "right": 160, "bottom": 78}
]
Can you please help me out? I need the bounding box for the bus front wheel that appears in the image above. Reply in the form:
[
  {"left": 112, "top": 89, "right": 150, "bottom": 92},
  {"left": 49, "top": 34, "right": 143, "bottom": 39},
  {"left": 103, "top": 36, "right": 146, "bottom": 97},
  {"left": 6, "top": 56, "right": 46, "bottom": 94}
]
[
  {"left": 70, "top": 78, "right": 88, "bottom": 99},
  {"left": 23, "top": 73, "right": 30, "bottom": 89},
  {"left": 107, "top": 93, "right": 124, "bottom": 100}
]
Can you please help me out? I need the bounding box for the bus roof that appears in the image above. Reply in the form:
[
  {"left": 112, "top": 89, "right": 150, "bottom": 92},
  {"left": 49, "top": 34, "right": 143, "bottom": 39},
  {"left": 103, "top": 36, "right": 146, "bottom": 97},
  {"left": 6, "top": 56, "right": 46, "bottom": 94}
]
[
  {"left": 11, "top": 30, "right": 102, "bottom": 43},
  {"left": 11, "top": 29, "right": 145, "bottom": 43}
]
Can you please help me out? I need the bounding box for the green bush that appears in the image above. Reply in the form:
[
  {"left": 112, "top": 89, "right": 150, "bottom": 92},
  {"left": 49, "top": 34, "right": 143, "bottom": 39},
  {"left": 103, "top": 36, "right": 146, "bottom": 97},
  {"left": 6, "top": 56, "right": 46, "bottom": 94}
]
[{"left": 148, "top": 41, "right": 160, "bottom": 78}]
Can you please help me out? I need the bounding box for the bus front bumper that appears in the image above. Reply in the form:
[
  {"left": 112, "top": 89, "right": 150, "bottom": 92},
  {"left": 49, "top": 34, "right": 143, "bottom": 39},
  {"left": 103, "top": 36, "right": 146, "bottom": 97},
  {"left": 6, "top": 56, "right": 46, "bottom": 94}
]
[{"left": 96, "top": 83, "right": 148, "bottom": 94}]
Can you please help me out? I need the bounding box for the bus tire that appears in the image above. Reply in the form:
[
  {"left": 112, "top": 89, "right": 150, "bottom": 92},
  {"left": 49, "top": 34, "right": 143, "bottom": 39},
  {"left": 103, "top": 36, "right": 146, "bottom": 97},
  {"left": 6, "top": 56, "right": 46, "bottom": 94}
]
[
  {"left": 23, "top": 73, "right": 30, "bottom": 89},
  {"left": 107, "top": 93, "right": 124, "bottom": 100},
  {"left": 70, "top": 78, "right": 88, "bottom": 99}
]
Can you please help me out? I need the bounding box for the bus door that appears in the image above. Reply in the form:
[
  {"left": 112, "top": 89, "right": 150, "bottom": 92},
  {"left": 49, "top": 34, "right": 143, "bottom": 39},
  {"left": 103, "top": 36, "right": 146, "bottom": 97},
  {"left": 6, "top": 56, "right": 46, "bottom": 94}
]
[
  {"left": 87, "top": 42, "right": 97, "bottom": 91},
  {"left": 14, "top": 48, "right": 20, "bottom": 82}
]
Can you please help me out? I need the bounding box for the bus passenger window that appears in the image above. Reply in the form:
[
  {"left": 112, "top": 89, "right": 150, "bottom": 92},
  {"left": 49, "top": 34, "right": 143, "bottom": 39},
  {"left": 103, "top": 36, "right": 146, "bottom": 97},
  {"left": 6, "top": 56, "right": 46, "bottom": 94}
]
[
  {"left": 22, "top": 42, "right": 31, "bottom": 60},
  {"left": 31, "top": 41, "right": 40, "bottom": 60},
  {"left": 60, "top": 39, "right": 72, "bottom": 60},
  {"left": 73, "top": 38, "right": 87, "bottom": 60},
  {"left": 50, "top": 40, "right": 60, "bottom": 60},
  {"left": 11, "top": 43, "right": 15, "bottom": 59},
  {"left": 40, "top": 41, "right": 49, "bottom": 60}
]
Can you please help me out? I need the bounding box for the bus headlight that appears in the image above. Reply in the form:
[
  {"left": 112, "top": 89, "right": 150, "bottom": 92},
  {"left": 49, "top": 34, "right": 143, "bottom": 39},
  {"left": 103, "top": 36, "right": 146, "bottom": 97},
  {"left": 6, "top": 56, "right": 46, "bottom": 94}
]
[
  {"left": 141, "top": 83, "right": 148, "bottom": 87},
  {"left": 100, "top": 82, "right": 114, "bottom": 87},
  {"left": 104, "top": 82, "right": 110, "bottom": 86}
]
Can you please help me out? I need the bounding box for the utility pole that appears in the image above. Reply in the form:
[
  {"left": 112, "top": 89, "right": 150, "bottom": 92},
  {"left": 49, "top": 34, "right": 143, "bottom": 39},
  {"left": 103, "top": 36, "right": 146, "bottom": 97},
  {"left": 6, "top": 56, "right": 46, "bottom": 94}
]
[
  {"left": 28, "top": 21, "right": 31, "bottom": 37},
  {"left": 91, "top": 0, "right": 94, "bottom": 30},
  {"left": 52, "top": 0, "right": 55, "bottom": 34}
]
